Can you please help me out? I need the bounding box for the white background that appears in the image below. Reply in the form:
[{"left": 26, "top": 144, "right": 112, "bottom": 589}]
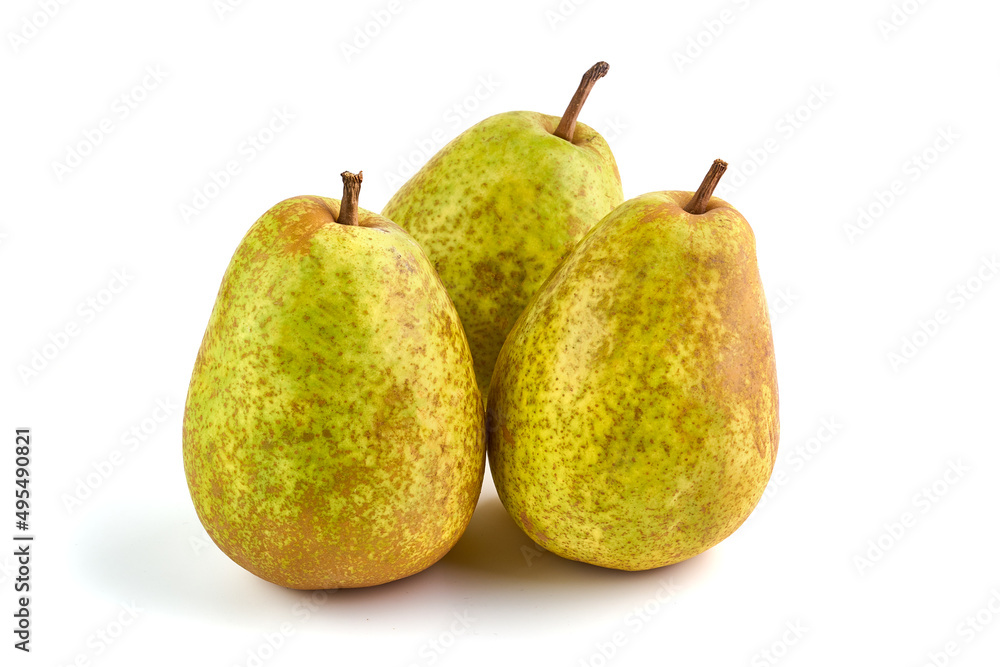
[{"left": 2, "top": 0, "right": 999, "bottom": 665}]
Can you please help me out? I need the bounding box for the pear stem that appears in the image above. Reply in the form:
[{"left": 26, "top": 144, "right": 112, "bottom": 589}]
[
  {"left": 337, "top": 171, "right": 363, "bottom": 226},
  {"left": 553, "top": 61, "right": 610, "bottom": 143},
  {"left": 684, "top": 159, "right": 728, "bottom": 215}
]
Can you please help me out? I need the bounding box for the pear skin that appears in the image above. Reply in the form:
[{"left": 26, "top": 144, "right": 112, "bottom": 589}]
[
  {"left": 183, "top": 173, "right": 485, "bottom": 589},
  {"left": 487, "top": 161, "right": 778, "bottom": 571},
  {"left": 383, "top": 63, "right": 624, "bottom": 398}
]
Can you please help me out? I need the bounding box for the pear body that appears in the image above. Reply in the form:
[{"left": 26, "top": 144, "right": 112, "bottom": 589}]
[
  {"left": 183, "top": 196, "right": 485, "bottom": 589},
  {"left": 383, "top": 110, "right": 623, "bottom": 397},
  {"left": 487, "top": 191, "right": 778, "bottom": 571}
]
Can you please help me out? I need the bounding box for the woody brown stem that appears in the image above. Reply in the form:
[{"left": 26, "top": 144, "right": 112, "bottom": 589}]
[
  {"left": 553, "top": 61, "right": 610, "bottom": 143},
  {"left": 684, "top": 159, "right": 728, "bottom": 215},
  {"left": 337, "top": 171, "right": 363, "bottom": 226}
]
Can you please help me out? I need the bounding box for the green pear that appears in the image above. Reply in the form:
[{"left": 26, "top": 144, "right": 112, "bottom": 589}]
[
  {"left": 183, "top": 172, "right": 485, "bottom": 589},
  {"left": 487, "top": 160, "right": 779, "bottom": 571},
  {"left": 383, "top": 62, "right": 624, "bottom": 398}
]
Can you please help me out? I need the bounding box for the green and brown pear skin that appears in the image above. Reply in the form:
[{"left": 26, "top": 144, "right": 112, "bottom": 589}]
[
  {"left": 383, "top": 63, "right": 624, "bottom": 398},
  {"left": 183, "top": 174, "right": 485, "bottom": 589},
  {"left": 487, "top": 161, "right": 778, "bottom": 571}
]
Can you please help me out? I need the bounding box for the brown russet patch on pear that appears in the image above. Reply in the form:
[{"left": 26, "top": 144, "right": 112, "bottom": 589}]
[
  {"left": 659, "top": 195, "right": 777, "bottom": 469},
  {"left": 303, "top": 195, "right": 338, "bottom": 222},
  {"left": 565, "top": 213, "right": 587, "bottom": 239},
  {"left": 267, "top": 476, "right": 451, "bottom": 589},
  {"left": 272, "top": 197, "right": 337, "bottom": 257},
  {"left": 519, "top": 511, "right": 551, "bottom": 546}
]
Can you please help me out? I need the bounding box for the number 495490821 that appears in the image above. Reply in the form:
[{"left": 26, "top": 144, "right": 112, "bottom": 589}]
[{"left": 15, "top": 429, "right": 30, "bottom": 531}]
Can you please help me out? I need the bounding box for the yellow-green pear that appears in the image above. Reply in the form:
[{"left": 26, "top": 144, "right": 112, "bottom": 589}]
[
  {"left": 487, "top": 160, "right": 779, "bottom": 571},
  {"left": 183, "top": 172, "right": 485, "bottom": 589},
  {"left": 383, "top": 62, "right": 624, "bottom": 398}
]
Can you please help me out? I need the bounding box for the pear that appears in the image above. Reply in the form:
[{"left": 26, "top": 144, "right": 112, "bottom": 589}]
[
  {"left": 487, "top": 160, "right": 779, "bottom": 571},
  {"left": 183, "top": 172, "right": 485, "bottom": 589},
  {"left": 383, "top": 62, "right": 624, "bottom": 398}
]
